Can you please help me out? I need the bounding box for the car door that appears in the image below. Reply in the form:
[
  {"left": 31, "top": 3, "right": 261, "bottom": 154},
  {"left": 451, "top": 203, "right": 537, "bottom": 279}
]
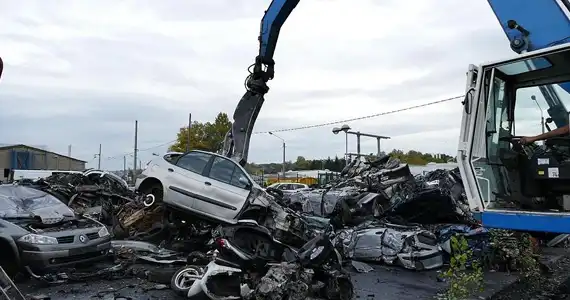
[
  {"left": 165, "top": 151, "right": 213, "bottom": 211},
  {"left": 195, "top": 156, "right": 251, "bottom": 221},
  {"left": 280, "top": 184, "right": 295, "bottom": 193}
]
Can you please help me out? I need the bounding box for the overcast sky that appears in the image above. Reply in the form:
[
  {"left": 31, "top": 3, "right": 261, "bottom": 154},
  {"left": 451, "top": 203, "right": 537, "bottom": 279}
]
[{"left": 0, "top": 0, "right": 540, "bottom": 169}]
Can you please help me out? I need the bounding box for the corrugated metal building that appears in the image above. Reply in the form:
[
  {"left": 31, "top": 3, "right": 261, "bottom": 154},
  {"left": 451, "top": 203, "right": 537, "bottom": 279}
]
[{"left": 0, "top": 144, "right": 86, "bottom": 181}]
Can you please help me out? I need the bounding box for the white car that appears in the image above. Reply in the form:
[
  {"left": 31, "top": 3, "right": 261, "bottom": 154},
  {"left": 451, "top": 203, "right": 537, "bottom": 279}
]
[
  {"left": 266, "top": 182, "right": 310, "bottom": 194},
  {"left": 135, "top": 150, "right": 271, "bottom": 224}
]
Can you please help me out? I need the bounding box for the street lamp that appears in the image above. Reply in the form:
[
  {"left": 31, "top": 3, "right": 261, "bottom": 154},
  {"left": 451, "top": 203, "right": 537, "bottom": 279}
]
[
  {"left": 332, "top": 124, "right": 351, "bottom": 161},
  {"left": 268, "top": 132, "right": 286, "bottom": 179},
  {"left": 531, "top": 95, "right": 545, "bottom": 134}
]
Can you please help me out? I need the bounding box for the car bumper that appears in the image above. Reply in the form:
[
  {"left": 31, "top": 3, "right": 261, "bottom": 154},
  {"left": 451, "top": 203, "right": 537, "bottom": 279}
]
[{"left": 20, "top": 238, "right": 112, "bottom": 272}]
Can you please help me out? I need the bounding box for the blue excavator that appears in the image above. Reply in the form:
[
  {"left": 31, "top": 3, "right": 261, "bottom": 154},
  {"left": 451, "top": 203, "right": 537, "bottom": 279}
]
[{"left": 222, "top": 0, "right": 570, "bottom": 233}]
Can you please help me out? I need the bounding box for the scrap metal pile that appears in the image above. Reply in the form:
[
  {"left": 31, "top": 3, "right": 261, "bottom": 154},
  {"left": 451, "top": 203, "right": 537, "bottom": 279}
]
[
  {"left": 28, "top": 170, "right": 163, "bottom": 241},
  {"left": 282, "top": 156, "right": 487, "bottom": 271},
  {"left": 5, "top": 158, "right": 539, "bottom": 299}
]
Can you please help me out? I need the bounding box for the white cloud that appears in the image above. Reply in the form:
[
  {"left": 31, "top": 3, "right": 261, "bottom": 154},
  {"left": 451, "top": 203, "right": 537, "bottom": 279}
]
[{"left": 0, "top": 0, "right": 552, "bottom": 169}]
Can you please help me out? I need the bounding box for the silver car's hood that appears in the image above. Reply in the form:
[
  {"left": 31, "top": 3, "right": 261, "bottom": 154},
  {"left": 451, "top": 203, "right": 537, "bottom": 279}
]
[{"left": 0, "top": 185, "right": 75, "bottom": 224}]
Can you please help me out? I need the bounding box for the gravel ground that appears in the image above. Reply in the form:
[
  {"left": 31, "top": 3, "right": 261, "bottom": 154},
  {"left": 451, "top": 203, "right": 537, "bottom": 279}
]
[
  {"left": 15, "top": 262, "right": 520, "bottom": 300},
  {"left": 488, "top": 248, "right": 570, "bottom": 300}
]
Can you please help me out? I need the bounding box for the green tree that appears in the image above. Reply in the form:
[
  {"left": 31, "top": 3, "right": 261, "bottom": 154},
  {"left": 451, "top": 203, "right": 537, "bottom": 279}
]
[
  {"left": 295, "top": 156, "right": 310, "bottom": 170},
  {"left": 169, "top": 112, "right": 232, "bottom": 153},
  {"left": 387, "top": 149, "right": 453, "bottom": 165}
]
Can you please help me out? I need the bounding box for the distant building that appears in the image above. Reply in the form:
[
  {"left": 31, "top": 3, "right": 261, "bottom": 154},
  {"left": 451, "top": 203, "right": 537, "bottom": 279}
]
[{"left": 0, "top": 144, "right": 87, "bottom": 181}]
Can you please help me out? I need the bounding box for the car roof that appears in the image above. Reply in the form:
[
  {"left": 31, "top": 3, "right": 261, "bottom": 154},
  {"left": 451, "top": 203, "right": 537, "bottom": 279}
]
[{"left": 181, "top": 150, "right": 262, "bottom": 188}]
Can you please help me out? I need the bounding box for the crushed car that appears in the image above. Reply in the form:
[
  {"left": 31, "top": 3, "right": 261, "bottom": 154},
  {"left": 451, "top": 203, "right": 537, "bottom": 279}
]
[
  {"left": 135, "top": 150, "right": 312, "bottom": 248},
  {"left": 29, "top": 170, "right": 167, "bottom": 245},
  {"left": 278, "top": 155, "right": 480, "bottom": 271},
  {"left": 0, "top": 184, "right": 111, "bottom": 276}
]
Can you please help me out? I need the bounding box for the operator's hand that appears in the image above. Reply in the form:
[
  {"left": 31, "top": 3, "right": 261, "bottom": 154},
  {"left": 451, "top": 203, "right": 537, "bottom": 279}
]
[{"left": 519, "top": 136, "right": 537, "bottom": 145}]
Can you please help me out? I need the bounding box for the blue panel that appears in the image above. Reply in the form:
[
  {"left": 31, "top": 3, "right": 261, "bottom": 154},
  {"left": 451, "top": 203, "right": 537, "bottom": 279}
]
[
  {"left": 488, "top": 0, "right": 570, "bottom": 50},
  {"left": 12, "top": 151, "right": 31, "bottom": 169},
  {"left": 488, "top": 0, "right": 570, "bottom": 124},
  {"left": 481, "top": 211, "right": 570, "bottom": 233}
]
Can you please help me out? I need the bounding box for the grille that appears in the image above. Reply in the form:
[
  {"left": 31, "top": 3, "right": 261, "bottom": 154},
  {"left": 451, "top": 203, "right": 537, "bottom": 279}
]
[
  {"left": 52, "top": 251, "right": 105, "bottom": 264},
  {"left": 56, "top": 236, "right": 75, "bottom": 244},
  {"left": 86, "top": 232, "right": 99, "bottom": 240}
]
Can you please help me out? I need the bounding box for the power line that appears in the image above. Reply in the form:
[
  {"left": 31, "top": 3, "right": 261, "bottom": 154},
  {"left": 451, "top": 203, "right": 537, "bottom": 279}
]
[
  {"left": 106, "top": 140, "right": 176, "bottom": 160},
  {"left": 254, "top": 95, "right": 464, "bottom": 134},
  {"left": 101, "top": 95, "right": 463, "bottom": 160}
]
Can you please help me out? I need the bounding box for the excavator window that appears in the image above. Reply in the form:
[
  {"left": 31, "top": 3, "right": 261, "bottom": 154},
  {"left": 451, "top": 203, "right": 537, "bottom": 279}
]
[
  {"left": 514, "top": 84, "right": 570, "bottom": 137},
  {"left": 473, "top": 46, "right": 570, "bottom": 211}
]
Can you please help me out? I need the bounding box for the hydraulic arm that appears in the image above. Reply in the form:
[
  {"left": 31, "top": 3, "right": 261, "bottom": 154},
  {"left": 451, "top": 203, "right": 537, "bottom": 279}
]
[
  {"left": 224, "top": 0, "right": 570, "bottom": 166},
  {"left": 223, "top": 0, "right": 300, "bottom": 166}
]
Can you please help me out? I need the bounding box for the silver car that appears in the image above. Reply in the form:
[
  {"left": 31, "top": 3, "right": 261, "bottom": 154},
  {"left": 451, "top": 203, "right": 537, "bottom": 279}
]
[
  {"left": 135, "top": 150, "right": 266, "bottom": 224},
  {"left": 266, "top": 182, "right": 310, "bottom": 193}
]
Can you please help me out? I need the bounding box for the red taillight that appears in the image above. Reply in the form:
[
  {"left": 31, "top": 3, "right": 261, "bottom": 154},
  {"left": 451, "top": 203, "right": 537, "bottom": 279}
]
[{"left": 215, "top": 238, "right": 227, "bottom": 248}]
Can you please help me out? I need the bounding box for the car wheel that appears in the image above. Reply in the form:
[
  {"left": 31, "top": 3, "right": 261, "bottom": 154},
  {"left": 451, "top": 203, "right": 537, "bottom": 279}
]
[
  {"left": 171, "top": 265, "right": 204, "bottom": 296},
  {"left": 141, "top": 182, "right": 164, "bottom": 203},
  {"left": 0, "top": 239, "right": 19, "bottom": 277}
]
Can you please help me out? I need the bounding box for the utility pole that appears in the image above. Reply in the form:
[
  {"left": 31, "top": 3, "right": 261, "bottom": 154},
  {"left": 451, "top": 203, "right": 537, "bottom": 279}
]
[
  {"left": 123, "top": 156, "right": 127, "bottom": 178},
  {"left": 133, "top": 120, "right": 138, "bottom": 183},
  {"left": 532, "top": 95, "right": 545, "bottom": 134},
  {"left": 97, "top": 144, "right": 102, "bottom": 169},
  {"left": 68, "top": 145, "right": 72, "bottom": 170},
  {"left": 356, "top": 132, "right": 361, "bottom": 156},
  {"left": 268, "top": 132, "right": 286, "bottom": 179},
  {"left": 376, "top": 137, "right": 381, "bottom": 156},
  {"left": 332, "top": 125, "right": 351, "bottom": 162},
  {"left": 187, "top": 113, "right": 192, "bottom": 152},
  {"left": 282, "top": 142, "right": 286, "bottom": 178}
]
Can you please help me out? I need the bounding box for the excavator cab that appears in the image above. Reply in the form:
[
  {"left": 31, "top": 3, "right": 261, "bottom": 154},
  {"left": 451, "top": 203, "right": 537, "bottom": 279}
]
[{"left": 458, "top": 43, "right": 570, "bottom": 233}]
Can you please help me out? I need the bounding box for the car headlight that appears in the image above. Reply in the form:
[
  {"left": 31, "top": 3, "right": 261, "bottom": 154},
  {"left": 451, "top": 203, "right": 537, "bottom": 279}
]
[
  {"left": 18, "top": 234, "right": 58, "bottom": 245},
  {"left": 98, "top": 226, "right": 110, "bottom": 238}
]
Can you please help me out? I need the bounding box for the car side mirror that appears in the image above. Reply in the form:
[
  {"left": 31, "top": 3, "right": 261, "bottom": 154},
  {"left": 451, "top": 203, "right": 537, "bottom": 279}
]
[
  {"left": 0, "top": 56, "right": 3, "bottom": 80},
  {"left": 238, "top": 176, "right": 251, "bottom": 188}
]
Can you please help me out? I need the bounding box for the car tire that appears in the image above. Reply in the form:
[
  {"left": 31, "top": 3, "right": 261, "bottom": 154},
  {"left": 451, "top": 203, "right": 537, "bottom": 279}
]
[
  {"left": 0, "top": 241, "right": 19, "bottom": 278},
  {"left": 141, "top": 181, "right": 164, "bottom": 203},
  {"left": 170, "top": 265, "right": 204, "bottom": 296}
]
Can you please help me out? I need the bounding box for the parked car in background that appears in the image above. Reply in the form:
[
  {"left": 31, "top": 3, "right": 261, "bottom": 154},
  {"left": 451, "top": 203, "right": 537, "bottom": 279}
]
[
  {"left": 266, "top": 182, "right": 310, "bottom": 194},
  {"left": 0, "top": 184, "right": 111, "bottom": 276},
  {"left": 135, "top": 150, "right": 270, "bottom": 224}
]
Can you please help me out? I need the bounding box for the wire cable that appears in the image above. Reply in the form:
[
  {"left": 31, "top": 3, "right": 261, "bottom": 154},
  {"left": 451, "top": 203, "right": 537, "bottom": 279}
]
[
  {"left": 103, "top": 94, "right": 463, "bottom": 160},
  {"left": 254, "top": 94, "right": 463, "bottom": 134},
  {"left": 106, "top": 140, "right": 177, "bottom": 160}
]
